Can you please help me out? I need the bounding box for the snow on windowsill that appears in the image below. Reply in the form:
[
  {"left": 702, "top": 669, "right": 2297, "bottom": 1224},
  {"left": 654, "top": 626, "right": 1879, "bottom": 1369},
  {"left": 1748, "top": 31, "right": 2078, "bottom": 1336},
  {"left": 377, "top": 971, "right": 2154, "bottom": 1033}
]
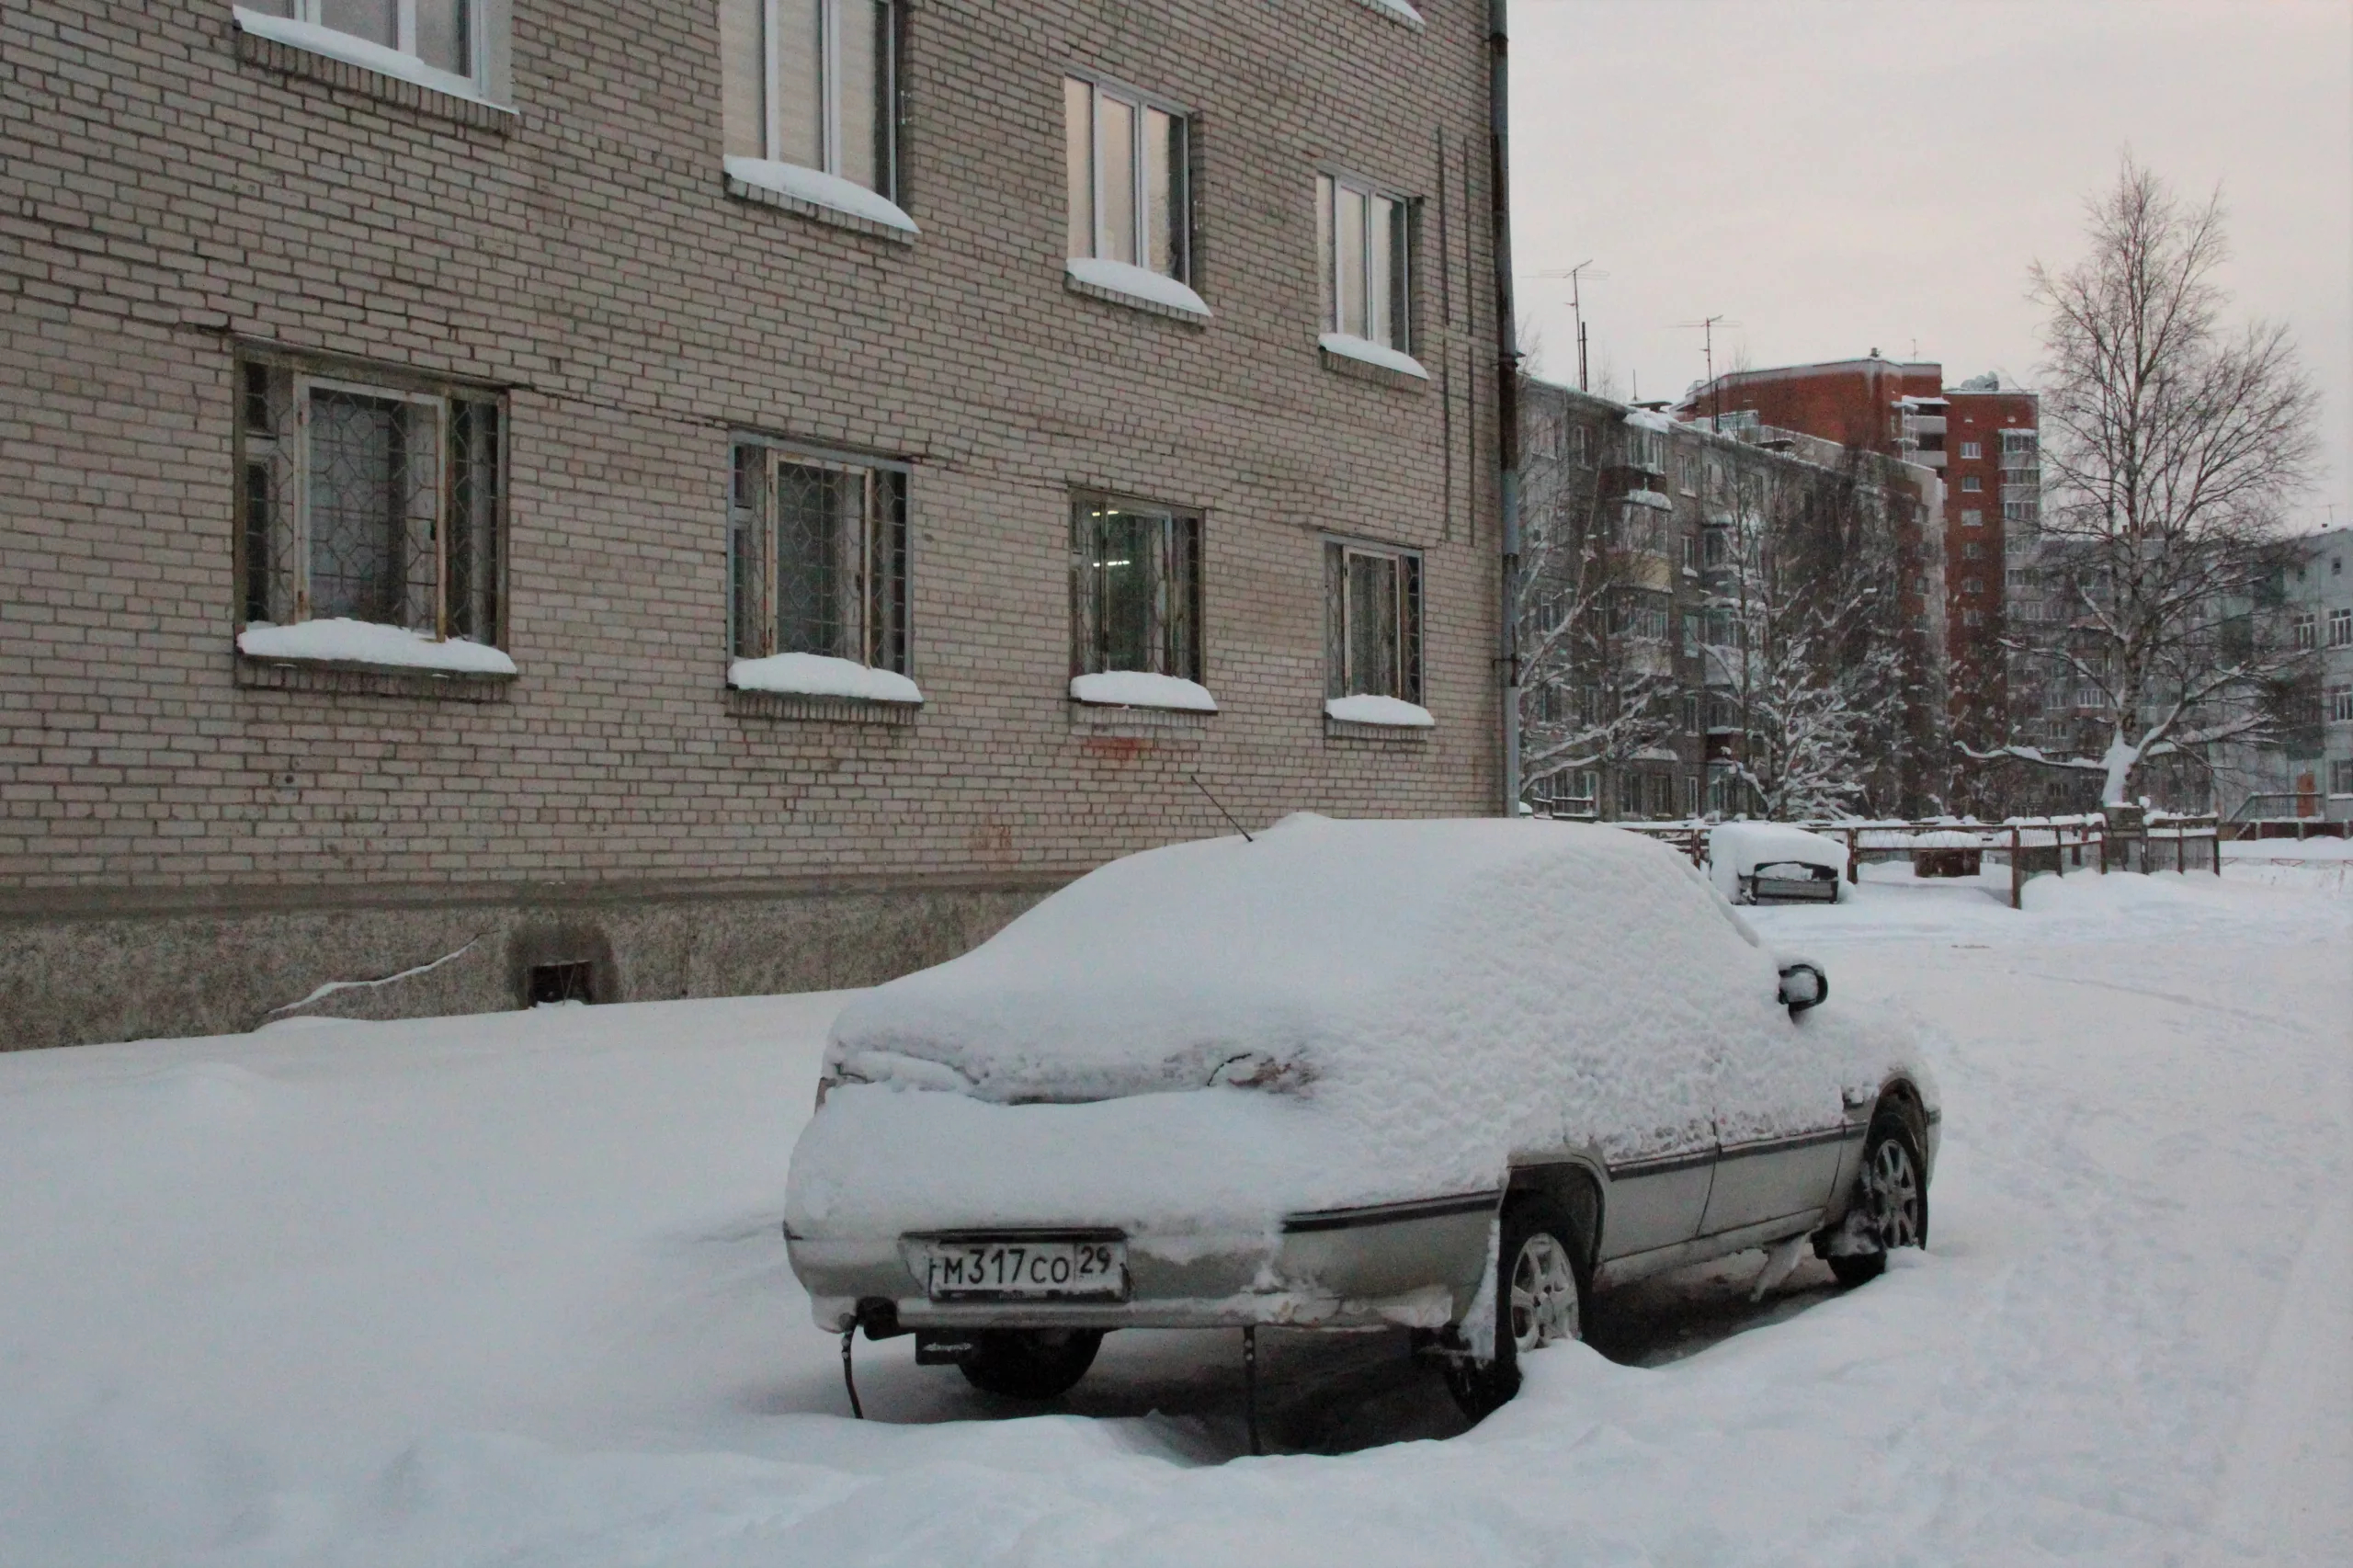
[
  {"left": 232, "top": 7, "right": 502, "bottom": 108},
  {"left": 1318, "top": 333, "right": 1429, "bottom": 381},
  {"left": 722, "top": 158, "right": 919, "bottom": 234},
  {"left": 1355, "top": 0, "right": 1427, "bottom": 26},
  {"left": 1070, "top": 672, "right": 1219, "bottom": 712},
  {"left": 1324, "top": 695, "right": 1435, "bottom": 728},
  {"left": 1063, "top": 257, "right": 1211, "bottom": 319},
  {"left": 238, "top": 619, "right": 517, "bottom": 676},
  {"left": 1624, "top": 488, "right": 1674, "bottom": 511},
  {"left": 731, "top": 653, "right": 923, "bottom": 705}
]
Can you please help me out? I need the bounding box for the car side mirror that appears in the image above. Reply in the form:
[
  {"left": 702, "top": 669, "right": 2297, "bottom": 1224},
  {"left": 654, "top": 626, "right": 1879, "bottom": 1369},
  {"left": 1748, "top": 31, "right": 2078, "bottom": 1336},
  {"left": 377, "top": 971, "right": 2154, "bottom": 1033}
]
[{"left": 1778, "top": 961, "right": 1827, "bottom": 1015}]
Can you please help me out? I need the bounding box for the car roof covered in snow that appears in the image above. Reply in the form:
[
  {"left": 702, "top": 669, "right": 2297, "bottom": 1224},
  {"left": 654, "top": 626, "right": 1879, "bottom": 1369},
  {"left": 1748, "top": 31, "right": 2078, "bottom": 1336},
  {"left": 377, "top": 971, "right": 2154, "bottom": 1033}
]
[{"left": 824, "top": 815, "right": 1779, "bottom": 1111}]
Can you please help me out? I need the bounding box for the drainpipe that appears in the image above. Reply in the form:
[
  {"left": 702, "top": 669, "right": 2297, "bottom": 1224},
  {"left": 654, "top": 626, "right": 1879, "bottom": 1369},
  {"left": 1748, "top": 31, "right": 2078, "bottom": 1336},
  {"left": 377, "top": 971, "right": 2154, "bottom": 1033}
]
[{"left": 1488, "top": 0, "right": 1522, "bottom": 816}]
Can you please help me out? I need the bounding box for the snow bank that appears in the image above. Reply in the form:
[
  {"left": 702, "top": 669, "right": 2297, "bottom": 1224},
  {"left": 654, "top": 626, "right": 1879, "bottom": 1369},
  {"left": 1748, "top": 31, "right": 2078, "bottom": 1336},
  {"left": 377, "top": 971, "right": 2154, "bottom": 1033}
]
[
  {"left": 730, "top": 652, "right": 922, "bottom": 704},
  {"left": 1067, "top": 670, "right": 1217, "bottom": 711},
  {"left": 793, "top": 817, "right": 1916, "bottom": 1236},
  {"left": 237, "top": 619, "right": 517, "bottom": 675},
  {"left": 1317, "top": 332, "right": 1429, "bottom": 380},
  {"left": 1323, "top": 694, "right": 1434, "bottom": 727},
  {"left": 722, "top": 157, "right": 918, "bottom": 233},
  {"left": 1063, "top": 257, "right": 1211, "bottom": 317},
  {"left": 1708, "top": 823, "right": 1849, "bottom": 902}
]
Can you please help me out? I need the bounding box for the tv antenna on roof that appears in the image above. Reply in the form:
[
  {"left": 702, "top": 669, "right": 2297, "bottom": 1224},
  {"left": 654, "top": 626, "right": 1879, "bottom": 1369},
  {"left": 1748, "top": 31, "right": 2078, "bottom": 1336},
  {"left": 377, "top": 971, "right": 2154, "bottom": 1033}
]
[
  {"left": 1528, "top": 262, "right": 1607, "bottom": 391},
  {"left": 1673, "top": 315, "right": 1743, "bottom": 425}
]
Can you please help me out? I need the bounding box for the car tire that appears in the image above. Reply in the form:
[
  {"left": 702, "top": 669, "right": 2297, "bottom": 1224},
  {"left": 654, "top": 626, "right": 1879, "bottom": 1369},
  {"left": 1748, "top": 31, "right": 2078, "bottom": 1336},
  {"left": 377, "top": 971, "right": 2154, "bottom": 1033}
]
[
  {"left": 1828, "top": 1108, "right": 1928, "bottom": 1288},
  {"left": 957, "top": 1328, "right": 1104, "bottom": 1401},
  {"left": 1443, "top": 1196, "right": 1587, "bottom": 1421}
]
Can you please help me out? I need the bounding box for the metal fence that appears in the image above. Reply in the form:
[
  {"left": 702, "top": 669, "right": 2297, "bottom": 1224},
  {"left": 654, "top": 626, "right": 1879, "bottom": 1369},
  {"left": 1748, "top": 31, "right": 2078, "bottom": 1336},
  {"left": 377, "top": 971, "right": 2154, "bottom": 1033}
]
[{"left": 1593, "top": 811, "right": 2221, "bottom": 910}]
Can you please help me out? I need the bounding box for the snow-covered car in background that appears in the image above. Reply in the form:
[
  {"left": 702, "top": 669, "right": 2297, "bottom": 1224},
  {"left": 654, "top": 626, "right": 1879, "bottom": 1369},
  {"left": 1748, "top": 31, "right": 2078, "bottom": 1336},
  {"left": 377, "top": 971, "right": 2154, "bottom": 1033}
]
[
  {"left": 784, "top": 815, "right": 1938, "bottom": 1416},
  {"left": 1710, "top": 822, "right": 1852, "bottom": 904}
]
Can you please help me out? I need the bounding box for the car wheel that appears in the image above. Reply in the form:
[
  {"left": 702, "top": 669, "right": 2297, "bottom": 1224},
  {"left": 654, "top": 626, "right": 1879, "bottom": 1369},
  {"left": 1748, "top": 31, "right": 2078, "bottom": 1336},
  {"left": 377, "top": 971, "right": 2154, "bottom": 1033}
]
[
  {"left": 1443, "top": 1197, "right": 1586, "bottom": 1421},
  {"left": 957, "top": 1328, "right": 1104, "bottom": 1401},
  {"left": 1828, "top": 1110, "right": 1928, "bottom": 1288}
]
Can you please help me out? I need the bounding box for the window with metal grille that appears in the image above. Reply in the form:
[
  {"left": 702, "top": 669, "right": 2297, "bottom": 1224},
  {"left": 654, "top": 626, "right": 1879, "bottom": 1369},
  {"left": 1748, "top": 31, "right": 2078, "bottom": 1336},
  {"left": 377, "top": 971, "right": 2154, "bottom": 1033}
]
[
  {"left": 729, "top": 439, "right": 909, "bottom": 674},
  {"left": 234, "top": 352, "right": 503, "bottom": 646},
  {"left": 1072, "top": 497, "right": 1202, "bottom": 682},
  {"left": 722, "top": 0, "right": 899, "bottom": 199},
  {"left": 1324, "top": 539, "right": 1423, "bottom": 701},
  {"left": 1067, "top": 76, "right": 1190, "bottom": 280}
]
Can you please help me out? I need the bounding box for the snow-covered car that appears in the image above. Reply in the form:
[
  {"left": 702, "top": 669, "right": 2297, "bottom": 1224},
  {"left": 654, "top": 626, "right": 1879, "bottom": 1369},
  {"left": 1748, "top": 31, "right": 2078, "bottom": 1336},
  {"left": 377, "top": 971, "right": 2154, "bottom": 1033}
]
[
  {"left": 784, "top": 815, "right": 1938, "bottom": 1416},
  {"left": 1709, "top": 822, "right": 1851, "bottom": 904}
]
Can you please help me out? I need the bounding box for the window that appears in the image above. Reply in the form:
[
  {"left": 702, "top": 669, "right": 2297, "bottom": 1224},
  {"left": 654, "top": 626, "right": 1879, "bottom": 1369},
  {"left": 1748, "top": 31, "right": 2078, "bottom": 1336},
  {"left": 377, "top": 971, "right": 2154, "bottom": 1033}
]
[
  {"left": 238, "top": 0, "right": 495, "bottom": 97},
  {"left": 2292, "top": 613, "right": 2317, "bottom": 650},
  {"left": 730, "top": 438, "right": 909, "bottom": 676},
  {"left": 2334, "top": 759, "right": 2353, "bottom": 796},
  {"left": 1680, "top": 774, "right": 1700, "bottom": 819},
  {"left": 1628, "top": 427, "right": 1666, "bottom": 472},
  {"left": 1316, "top": 175, "right": 1411, "bottom": 350},
  {"left": 723, "top": 0, "right": 900, "bottom": 199},
  {"left": 234, "top": 351, "right": 503, "bottom": 653},
  {"left": 1963, "top": 609, "right": 1983, "bottom": 627},
  {"left": 1324, "top": 540, "right": 1423, "bottom": 701},
  {"left": 1681, "top": 534, "right": 1699, "bottom": 574},
  {"left": 1677, "top": 454, "right": 1699, "bottom": 495},
  {"left": 2331, "top": 608, "right": 2353, "bottom": 648},
  {"left": 2004, "top": 500, "right": 2036, "bottom": 525},
  {"left": 1067, "top": 76, "right": 1190, "bottom": 283},
  {"left": 1681, "top": 693, "right": 1700, "bottom": 733},
  {"left": 1072, "top": 498, "right": 1202, "bottom": 682},
  {"left": 1961, "top": 475, "right": 1983, "bottom": 493},
  {"left": 1962, "top": 541, "right": 1983, "bottom": 560},
  {"left": 2328, "top": 687, "right": 2353, "bottom": 724},
  {"left": 1960, "top": 440, "right": 1982, "bottom": 460},
  {"left": 1570, "top": 426, "right": 1590, "bottom": 467},
  {"left": 1960, "top": 509, "right": 1983, "bottom": 528}
]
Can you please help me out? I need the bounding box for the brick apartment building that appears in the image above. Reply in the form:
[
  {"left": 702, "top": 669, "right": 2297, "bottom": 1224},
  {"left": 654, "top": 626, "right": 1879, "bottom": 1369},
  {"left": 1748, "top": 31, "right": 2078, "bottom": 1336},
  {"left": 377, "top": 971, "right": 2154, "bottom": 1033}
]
[
  {"left": 1674, "top": 357, "right": 2038, "bottom": 753},
  {"left": 1519, "top": 379, "right": 1945, "bottom": 821},
  {"left": 0, "top": 1, "right": 1508, "bottom": 1047}
]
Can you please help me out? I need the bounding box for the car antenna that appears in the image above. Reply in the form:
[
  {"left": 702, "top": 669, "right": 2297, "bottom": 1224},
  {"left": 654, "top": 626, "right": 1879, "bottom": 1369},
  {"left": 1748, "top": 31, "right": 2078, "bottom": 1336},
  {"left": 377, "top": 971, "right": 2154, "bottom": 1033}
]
[{"left": 1190, "top": 774, "right": 1254, "bottom": 842}]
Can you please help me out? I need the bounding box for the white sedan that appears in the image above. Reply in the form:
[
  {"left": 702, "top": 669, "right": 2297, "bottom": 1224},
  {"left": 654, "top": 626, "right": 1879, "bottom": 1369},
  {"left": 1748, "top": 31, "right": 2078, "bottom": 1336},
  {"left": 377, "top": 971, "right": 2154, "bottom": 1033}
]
[{"left": 784, "top": 815, "right": 1937, "bottom": 1417}]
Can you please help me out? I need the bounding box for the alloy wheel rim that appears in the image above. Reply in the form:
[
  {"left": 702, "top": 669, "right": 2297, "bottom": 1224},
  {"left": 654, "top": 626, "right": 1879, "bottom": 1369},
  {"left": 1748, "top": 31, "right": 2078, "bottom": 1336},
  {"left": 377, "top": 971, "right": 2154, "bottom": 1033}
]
[
  {"left": 1508, "top": 1232, "right": 1580, "bottom": 1353},
  {"left": 1868, "top": 1139, "right": 1922, "bottom": 1249}
]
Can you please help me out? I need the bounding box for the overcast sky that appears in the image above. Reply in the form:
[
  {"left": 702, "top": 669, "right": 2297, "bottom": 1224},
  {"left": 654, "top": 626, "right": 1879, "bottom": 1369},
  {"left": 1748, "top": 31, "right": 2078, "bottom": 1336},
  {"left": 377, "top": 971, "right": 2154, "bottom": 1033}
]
[{"left": 1508, "top": 0, "right": 2353, "bottom": 533}]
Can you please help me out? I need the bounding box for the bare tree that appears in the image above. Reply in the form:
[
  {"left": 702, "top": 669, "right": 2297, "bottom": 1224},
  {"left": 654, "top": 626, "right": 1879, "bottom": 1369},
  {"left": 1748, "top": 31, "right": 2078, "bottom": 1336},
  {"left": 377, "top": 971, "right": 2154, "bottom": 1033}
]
[{"left": 1972, "top": 158, "right": 2318, "bottom": 804}]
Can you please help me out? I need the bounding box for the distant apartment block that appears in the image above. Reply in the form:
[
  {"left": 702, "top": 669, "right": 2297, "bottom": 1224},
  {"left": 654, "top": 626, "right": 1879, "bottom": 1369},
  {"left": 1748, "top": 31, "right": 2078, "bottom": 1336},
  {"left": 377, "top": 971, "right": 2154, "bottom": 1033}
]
[
  {"left": 0, "top": 1, "right": 1507, "bottom": 1046},
  {"left": 1674, "top": 357, "right": 2037, "bottom": 751},
  {"left": 1519, "top": 379, "right": 1945, "bottom": 822}
]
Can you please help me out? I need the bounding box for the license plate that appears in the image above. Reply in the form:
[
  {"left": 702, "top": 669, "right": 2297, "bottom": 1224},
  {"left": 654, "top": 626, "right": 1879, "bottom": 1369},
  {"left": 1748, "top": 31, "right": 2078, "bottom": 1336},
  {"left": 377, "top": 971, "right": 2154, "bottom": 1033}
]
[{"left": 918, "top": 1236, "right": 1128, "bottom": 1301}]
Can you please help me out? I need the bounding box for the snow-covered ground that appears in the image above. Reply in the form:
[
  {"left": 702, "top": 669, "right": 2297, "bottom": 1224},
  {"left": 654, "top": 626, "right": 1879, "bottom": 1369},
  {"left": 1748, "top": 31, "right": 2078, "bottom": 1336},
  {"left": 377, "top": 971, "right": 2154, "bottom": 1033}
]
[{"left": 2, "top": 865, "right": 2347, "bottom": 1565}]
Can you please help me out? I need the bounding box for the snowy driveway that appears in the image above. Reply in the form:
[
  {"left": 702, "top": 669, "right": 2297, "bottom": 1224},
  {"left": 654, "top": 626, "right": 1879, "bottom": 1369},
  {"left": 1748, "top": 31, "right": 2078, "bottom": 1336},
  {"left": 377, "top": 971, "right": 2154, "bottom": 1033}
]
[{"left": 2, "top": 869, "right": 2346, "bottom": 1565}]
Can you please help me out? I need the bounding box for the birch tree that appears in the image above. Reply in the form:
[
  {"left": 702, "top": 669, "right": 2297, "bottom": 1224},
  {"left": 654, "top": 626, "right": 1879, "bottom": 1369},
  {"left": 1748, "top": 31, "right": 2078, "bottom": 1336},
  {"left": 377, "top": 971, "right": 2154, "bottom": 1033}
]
[{"left": 1974, "top": 158, "right": 2317, "bottom": 804}]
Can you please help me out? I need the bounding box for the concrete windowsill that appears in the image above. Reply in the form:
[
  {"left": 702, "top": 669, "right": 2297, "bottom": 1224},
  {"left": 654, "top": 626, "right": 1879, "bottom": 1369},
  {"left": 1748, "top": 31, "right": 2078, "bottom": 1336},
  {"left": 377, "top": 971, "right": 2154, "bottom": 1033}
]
[
  {"left": 235, "top": 655, "right": 515, "bottom": 702},
  {"left": 232, "top": 10, "right": 514, "bottom": 132},
  {"left": 726, "top": 687, "right": 920, "bottom": 725}
]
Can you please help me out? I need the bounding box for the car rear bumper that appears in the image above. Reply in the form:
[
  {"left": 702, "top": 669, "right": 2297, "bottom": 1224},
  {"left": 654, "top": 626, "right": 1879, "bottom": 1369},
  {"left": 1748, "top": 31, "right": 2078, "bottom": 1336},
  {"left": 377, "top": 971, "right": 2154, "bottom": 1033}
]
[{"left": 790, "top": 1190, "right": 1498, "bottom": 1334}]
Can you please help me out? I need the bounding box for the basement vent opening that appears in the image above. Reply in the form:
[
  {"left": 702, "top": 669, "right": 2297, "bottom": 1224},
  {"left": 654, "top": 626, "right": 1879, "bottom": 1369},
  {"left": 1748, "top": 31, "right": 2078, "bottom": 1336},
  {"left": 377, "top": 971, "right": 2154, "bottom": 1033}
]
[{"left": 528, "top": 961, "right": 597, "bottom": 1006}]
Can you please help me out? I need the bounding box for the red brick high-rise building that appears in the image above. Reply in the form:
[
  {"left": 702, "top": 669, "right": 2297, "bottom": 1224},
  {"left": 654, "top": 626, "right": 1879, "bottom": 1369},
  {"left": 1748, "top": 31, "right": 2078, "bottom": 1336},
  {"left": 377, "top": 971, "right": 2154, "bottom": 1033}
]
[{"left": 1675, "top": 356, "right": 2038, "bottom": 755}]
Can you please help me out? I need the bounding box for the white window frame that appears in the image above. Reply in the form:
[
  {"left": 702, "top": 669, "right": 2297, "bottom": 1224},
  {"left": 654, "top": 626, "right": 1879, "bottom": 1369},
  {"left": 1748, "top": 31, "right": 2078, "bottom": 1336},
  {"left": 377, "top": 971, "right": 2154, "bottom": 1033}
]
[
  {"left": 2330, "top": 608, "right": 2353, "bottom": 649},
  {"left": 1324, "top": 537, "right": 1425, "bottom": 703},
  {"left": 232, "top": 2, "right": 506, "bottom": 105},
  {"left": 1960, "top": 439, "right": 1982, "bottom": 460},
  {"left": 745, "top": 0, "right": 899, "bottom": 193},
  {"left": 1318, "top": 172, "right": 1415, "bottom": 353},
  {"left": 1065, "top": 74, "right": 1191, "bottom": 281}
]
